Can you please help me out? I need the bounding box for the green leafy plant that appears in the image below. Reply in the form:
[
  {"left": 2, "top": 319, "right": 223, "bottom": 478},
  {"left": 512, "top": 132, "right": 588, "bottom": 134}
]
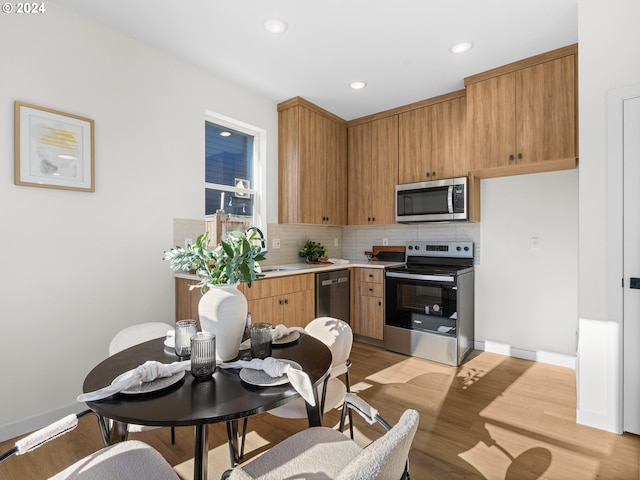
[
  {"left": 164, "top": 230, "right": 266, "bottom": 293},
  {"left": 298, "top": 240, "right": 327, "bottom": 262}
]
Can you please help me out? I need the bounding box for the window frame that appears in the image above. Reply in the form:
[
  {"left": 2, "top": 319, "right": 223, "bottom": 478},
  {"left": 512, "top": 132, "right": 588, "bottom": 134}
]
[{"left": 204, "top": 110, "right": 266, "bottom": 230}]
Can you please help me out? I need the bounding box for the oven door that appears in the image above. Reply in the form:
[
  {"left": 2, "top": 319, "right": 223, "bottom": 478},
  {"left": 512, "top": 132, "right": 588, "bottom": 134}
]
[{"left": 385, "top": 273, "right": 458, "bottom": 336}]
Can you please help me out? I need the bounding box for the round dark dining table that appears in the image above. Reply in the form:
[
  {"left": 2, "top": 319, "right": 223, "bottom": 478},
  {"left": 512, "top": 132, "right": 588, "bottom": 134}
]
[{"left": 82, "top": 333, "right": 332, "bottom": 480}]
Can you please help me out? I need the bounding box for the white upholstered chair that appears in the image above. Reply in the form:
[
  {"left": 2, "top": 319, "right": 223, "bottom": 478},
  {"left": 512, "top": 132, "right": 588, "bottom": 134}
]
[
  {"left": 107, "top": 322, "right": 175, "bottom": 442},
  {"left": 221, "top": 393, "right": 419, "bottom": 480},
  {"left": 0, "top": 410, "right": 179, "bottom": 480},
  {"left": 268, "top": 317, "right": 353, "bottom": 425}
]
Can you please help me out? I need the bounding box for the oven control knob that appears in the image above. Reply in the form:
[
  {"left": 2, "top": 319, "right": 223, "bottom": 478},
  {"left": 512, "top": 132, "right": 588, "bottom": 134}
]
[
  {"left": 415, "top": 245, "right": 420, "bottom": 250},
  {"left": 456, "top": 246, "right": 461, "bottom": 251},
  {"left": 464, "top": 246, "right": 470, "bottom": 251},
  {"left": 408, "top": 245, "right": 413, "bottom": 250}
]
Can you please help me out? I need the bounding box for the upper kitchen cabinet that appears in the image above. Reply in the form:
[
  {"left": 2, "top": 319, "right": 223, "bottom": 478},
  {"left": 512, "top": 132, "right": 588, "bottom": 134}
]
[
  {"left": 278, "top": 97, "right": 348, "bottom": 225},
  {"left": 465, "top": 44, "right": 578, "bottom": 171},
  {"left": 347, "top": 115, "right": 399, "bottom": 225},
  {"left": 398, "top": 91, "right": 468, "bottom": 184}
]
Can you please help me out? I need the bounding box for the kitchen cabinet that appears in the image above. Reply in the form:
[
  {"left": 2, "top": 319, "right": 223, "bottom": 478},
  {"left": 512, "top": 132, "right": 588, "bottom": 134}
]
[
  {"left": 240, "top": 273, "right": 315, "bottom": 328},
  {"left": 278, "top": 97, "right": 348, "bottom": 225},
  {"left": 465, "top": 45, "right": 577, "bottom": 170},
  {"left": 398, "top": 92, "right": 468, "bottom": 184},
  {"left": 353, "top": 268, "right": 384, "bottom": 340},
  {"left": 175, "top": 277, "right": 201, "bottom": 324},
  {"left": 347, "top": 115, "right": 399, "bottom": 225}
]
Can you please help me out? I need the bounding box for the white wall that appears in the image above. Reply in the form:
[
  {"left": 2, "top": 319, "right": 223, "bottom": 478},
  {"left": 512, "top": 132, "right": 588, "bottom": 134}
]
[
  {"left": 576, "top": 0, "right": 640, "bottom": 432},
  {"left": 0, "top": 2, "right": 278, "bottom": 440},
  {"left": 476, "top": 170, "right": 578, "bottom": 359}
]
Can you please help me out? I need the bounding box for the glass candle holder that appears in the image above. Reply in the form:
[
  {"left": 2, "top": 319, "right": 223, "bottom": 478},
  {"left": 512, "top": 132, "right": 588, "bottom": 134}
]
[
  {"left": 175, "top": 319, "right": 197, "bottom": 358},
  {"left": 250, "top": 323, "right": 272, "bottom": 359},
  {"left": 190, "top": 332, "right": 216, "bottom": 379}
]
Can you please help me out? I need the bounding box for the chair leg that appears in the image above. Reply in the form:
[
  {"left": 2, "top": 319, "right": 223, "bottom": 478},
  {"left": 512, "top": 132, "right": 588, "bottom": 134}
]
[
  {"left": 345, "top": 368, "right": 354, "bottom": 439},
  {"left": 226, "top": 419, "right": 248, "bottom": 466},
  {"left": 171, "top": 426, "right": 175, "bottom": 445}
]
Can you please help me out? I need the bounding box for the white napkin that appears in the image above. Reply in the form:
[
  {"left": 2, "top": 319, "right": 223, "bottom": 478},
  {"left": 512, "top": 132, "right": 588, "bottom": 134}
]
[
  {"left": 271, "top": 324, "right": 305, "bottom": 342},
  {"left": 219, "top": 357, "right": 315, "bottom": 406},
  {"left": 77, "top": 360, "right": 191, "bottom": 402}
]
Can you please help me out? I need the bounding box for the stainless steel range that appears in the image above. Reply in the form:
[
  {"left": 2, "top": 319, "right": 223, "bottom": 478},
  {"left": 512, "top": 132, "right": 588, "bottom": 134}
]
[{"left": 384, "top": 241, "right": 474, "bottom": 366}]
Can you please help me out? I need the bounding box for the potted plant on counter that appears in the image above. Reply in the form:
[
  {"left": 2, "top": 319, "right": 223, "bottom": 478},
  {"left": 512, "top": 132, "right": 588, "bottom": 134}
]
[
  {"left": 164, "top": 230, "right": 266, "bottom": 361},
  {"left": 299, "top": 240, "right": 327, "bottom": 263}
]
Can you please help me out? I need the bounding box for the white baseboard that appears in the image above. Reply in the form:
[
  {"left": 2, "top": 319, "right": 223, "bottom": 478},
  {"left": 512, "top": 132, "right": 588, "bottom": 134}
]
[
  {"left": 0, "top": 402, "right": 80, "bottom": 443},
  {"left": 474, "top": 340, "right": 576, "bottom": 369}
]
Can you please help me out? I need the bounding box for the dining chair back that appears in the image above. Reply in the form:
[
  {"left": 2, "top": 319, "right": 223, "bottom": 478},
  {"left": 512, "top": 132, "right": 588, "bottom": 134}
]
[
  {"left": 0, "top": 410, "right": 179, "bottom": 480},
  {"left": 221, "top": 393, "right": 419, "bottom": 480},
  {"left": 267, "top": 317, "right": 354, "bottom": 433}
]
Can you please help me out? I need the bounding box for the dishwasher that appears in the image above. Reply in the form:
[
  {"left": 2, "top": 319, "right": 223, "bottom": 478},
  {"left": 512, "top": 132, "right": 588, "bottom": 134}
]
[{"left": 315, "top": 269, "right": 350, "bottom": 324}]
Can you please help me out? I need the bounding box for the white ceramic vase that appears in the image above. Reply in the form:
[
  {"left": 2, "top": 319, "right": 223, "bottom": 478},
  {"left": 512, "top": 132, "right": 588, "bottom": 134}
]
[{"left": 198, "top": 283, "right": 248, "bottom": 362}]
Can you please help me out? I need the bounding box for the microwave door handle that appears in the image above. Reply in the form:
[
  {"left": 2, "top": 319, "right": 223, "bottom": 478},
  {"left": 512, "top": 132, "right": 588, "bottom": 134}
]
[{"left": 447, "top": 186, "right": 454, "bottom": 213}]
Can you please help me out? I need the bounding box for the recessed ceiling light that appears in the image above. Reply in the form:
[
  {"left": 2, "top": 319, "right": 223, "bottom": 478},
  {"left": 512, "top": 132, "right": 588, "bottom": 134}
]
[
  {"left": 450, "top": 41, "right": 473, "bottom": 54},
  {"left": 264, "top": 18, "right": 288, "bottom": 34},
  {"left": 349, "top": 81, "right": 367, "bottom": 90},
  {"left": 219, "top": 131, "right": 232, "bottom": 137}
]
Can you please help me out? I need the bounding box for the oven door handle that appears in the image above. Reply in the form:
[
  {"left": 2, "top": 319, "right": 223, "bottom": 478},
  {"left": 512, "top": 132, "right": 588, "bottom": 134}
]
[
  {"left": 386, "top": 271, "right": 455, "bottom": 282},
  {"left": 447, "top": 185, "right": 454, "bottom": 214}
]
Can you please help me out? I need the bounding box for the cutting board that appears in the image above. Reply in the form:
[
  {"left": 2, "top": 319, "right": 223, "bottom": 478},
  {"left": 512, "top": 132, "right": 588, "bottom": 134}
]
[{"left": 364, "top": 245, "right": 405, "bottom": 261}]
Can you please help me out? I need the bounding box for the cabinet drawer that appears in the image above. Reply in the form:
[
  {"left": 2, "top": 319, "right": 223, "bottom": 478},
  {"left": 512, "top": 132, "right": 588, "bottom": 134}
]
[
  {"left": 357, "top": 268, "right": 384, "bottom": 284},
  {"left": 360, "top": 282, "right": 383, "bottom": 297},
  {"left": 243, "top": 273, "right": 314, "bottom": 301}
]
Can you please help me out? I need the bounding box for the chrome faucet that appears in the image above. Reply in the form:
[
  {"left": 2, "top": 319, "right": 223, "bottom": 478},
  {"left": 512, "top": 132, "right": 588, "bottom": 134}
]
[{"left": 246, "top": 226, "right": 266, "bottom": 251}]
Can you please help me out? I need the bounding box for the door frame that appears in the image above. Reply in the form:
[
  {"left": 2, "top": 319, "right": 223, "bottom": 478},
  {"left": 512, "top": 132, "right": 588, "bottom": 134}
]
[{"left": 607, "top": 83, "right": 640, "bottom": 433}]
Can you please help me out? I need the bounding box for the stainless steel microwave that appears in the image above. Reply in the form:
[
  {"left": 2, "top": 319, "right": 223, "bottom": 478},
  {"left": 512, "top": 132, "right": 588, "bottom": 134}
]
[{"left": 395, "top": 177, "right": 468, "bottom": 223}]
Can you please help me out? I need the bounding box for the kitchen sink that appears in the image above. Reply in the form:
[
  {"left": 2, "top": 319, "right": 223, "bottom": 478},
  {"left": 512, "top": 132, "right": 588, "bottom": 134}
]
[{"left": 260, "top": 265, "right": 303, "bottom": 273}]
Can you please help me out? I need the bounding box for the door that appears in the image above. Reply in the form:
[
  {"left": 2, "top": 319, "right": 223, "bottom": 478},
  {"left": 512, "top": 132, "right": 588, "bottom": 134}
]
[{"left": 623, "top": 94, "right": 640, "bottom": 434}]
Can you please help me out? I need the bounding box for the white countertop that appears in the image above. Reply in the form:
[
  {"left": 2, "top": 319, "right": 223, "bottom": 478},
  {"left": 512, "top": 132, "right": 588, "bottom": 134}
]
[{"left": 173, "top": 259, "right": 405, "bottom": 281}]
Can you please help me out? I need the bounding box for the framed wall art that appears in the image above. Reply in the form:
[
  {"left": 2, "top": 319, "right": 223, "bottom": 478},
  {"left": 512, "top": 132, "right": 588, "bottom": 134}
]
[{"left": 15, "top": 101, "right": 95, "bottom": 192}]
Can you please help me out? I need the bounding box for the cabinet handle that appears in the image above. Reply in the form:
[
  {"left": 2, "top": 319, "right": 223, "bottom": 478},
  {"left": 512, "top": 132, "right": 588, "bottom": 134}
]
[
  {"left": 371, "top": 217, "right": 375, "bottom": 222},
  {"left": 509, "top": 154, "right": 515, "bottom": 161},
  {"left": 426, "top": 172, "right": 430, "bottom": 177},
  {"left": 367, "top": 217, "right": 371, "bottom": 222},
  {"left": 517, "top": 153, "right": 523, "bottom": 160},
  {"left": 432, "top": 171, "right": 436, "bottom": 177},
  {"left": 284, "top": 299, "right": 289, "bottom": 305},
  {"left": 369, "top": 288, "right": 373, "bottom": 291},
  {"left": 378, "top": 301, "right": 382, "bottom": 306}
]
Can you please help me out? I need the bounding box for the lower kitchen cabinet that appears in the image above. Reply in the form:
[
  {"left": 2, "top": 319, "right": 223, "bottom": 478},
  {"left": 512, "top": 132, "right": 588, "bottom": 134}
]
[
  {"left": 175, "top": 277, "right": 201, "bottom": 322},
  {"left": 353, "top": 268, "right": 384, "bottom": 340},
  {"left": 241, "top": 273, "right": 315, "bottom": 328}
]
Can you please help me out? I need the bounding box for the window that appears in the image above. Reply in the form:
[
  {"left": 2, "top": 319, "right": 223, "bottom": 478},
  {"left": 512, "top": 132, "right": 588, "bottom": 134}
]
[{"left": 204, "top": 112, "right": 265, "bottom": 228}]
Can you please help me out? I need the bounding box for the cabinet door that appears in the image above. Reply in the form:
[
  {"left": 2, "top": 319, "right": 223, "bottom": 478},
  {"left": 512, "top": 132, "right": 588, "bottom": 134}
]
[
  {"left": 467, "top": 73, "right": 516, "bottom": 169},
  {"left": 175, "top": 278, "right": 201, "bottom": 321},
  {"left": 324, "top": 118, "right": 348, "bottom": 225},
  {"left": 358, "top": 295, "right": 384, "bottom": 340},
  {"left": 431, "top": 97, "right": 467, "bottom": 179},
  {"left": 516, "top": 55, "right": 576, "bottom": 163},
  {"left": 247, "top": 297, "right": 280, "bottom": 325},
  {"left": 347, "top": 122, "right": 372, "bottom": 225},
  {"left": 369, "top": 115, "right": 399, "bottom": 224},
  {"left": 281, "top": 289, "right": 315, "bottom": 328},
  {"left": 398, "top": 107, "right": 431, "bottom": 184},
  {"left": 298, "top": 107, "right": 329, "bottom": 224}
]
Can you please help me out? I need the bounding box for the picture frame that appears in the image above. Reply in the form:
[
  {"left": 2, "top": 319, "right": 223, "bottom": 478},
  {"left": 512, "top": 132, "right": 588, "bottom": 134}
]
[{"left": 15, "top": 101, "right": 95, "bottom": 192}]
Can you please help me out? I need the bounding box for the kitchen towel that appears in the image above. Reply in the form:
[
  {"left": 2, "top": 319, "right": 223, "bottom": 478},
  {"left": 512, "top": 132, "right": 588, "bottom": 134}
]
[
  {"left": 77, "top": 360, "right": 191, "bottom": 402},
  {"left": 219, "top": 357, "right": 315, "bottom": 406}
]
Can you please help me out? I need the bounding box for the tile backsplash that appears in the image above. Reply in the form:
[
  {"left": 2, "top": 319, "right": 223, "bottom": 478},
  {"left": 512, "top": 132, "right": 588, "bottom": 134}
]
[{"left": 173, "top": 219, "right": 481, "bottom": 266}]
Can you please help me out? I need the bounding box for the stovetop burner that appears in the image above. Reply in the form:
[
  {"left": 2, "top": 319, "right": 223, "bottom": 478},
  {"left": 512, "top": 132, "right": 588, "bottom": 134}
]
[{"left": 386, "top": 241, "right": 474, "bottom": 278}]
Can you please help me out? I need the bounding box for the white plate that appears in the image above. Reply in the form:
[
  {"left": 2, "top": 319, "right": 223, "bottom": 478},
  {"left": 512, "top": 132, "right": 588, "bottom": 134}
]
[
  {"left": 273, "top": 331, "right": 301, "bottom": 346},
  {"left": 239, "top": 359, "right": 302, "bottom": 387},
  {"left": 112, "top": 370, "right": 185, "bottom": 395},
  {"left": 164, "top": 337, "right": 175, "bottom": 349}
]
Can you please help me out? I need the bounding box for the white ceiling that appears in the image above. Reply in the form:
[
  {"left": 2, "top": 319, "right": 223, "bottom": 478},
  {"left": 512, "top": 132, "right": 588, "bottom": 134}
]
[{"left": 54, "top": 0, "right": 578, "bottom": 120}]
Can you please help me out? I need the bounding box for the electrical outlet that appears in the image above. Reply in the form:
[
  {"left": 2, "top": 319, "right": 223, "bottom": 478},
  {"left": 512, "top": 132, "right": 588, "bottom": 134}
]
[
  {"left": 334, "top": 238, "right": 339, "bottom": 247},
  {"left": 382, "top": 238, "right": 389, "bottom": 246},
  {"left": 272, "top": 238, "right": 281, "bottom": 249}
]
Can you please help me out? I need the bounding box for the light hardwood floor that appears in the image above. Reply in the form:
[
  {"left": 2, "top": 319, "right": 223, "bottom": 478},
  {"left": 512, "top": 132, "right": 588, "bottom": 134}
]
[{"left": 1, "top": 342, "right": 639, "bottom": 479}]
